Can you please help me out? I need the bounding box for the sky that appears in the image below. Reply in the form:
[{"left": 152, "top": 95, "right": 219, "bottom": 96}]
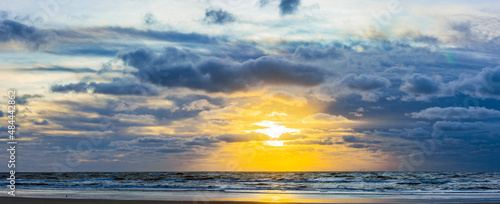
[{"left": 0, "top": 0, "right": 499, "bottom": 172}]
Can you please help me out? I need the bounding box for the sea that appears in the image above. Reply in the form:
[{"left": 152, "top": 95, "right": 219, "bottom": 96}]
[{"left": 2, "top": 171, "right": 500, "bottom": 202}]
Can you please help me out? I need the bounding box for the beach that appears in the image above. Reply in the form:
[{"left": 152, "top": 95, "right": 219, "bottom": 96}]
[
  {"left": 1, "top": 172, "right": 499, "bottom": 203},
  {"left": 2, "top": 196, "right": 500, "bottom": 204}
]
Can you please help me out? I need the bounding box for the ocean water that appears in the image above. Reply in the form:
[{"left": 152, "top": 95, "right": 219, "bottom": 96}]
[{"left": 2, "top": 172, "right": 500, "bottom": 201}]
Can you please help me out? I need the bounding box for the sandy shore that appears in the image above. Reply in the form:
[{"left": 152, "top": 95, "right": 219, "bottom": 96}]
[{"left": 2, "top": 197, "right": 500, "bottom": 204}]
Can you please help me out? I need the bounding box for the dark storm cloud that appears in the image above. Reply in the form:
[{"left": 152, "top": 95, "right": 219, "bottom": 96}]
[
  {"left": 112, "top": 137, "right": 187, "bottom": 153},
  {"left": 411, "top": 107, "right": 500, "bottom": 120},
  {"left": 119, "top": 47, "right": 329, "bottom": 93},
  {"left": 347, "top": 144, "right": 370, "bottom": 148},
  {"left": 432, "top": 121, "right": 494, "bottom": 133},
  {"left": 279, "top": 0, "right": 301, "bottom": 15},
  {"left": 40, "top": 97, "right": 203, "bottom": 134},
  {"left": 449, "top": 66, "right": 500, "bottom": 99},
  {"left": 18, "top": 66, "right": 96, "bottom": 73},
  {"left": 184, "top": 136, "right": 220, "bottom": 146},
  {"left": 399, "top": 66, "right": 500, "bottom": 100},
  {"left": 51, "top": 82, "right": 90, "bottom": 93},
  {"left": 110, "top": 135, "right": 221, "bottom": 155},
  {"left": 316, "top": 74, "right": 391, "bottom": 102},
  {"left": 16, "top": 94, "right": 43, "bottom": 105},
  {"left": 340, "top": 74, "right": 391, "bottom": 91},
  {"left": 400, "top": 73, "right": 441, "bottom": 95},
  {"left": 156, "top": 148, "right": 187, "bottom": 153},
  {"left": 204, "top": 8, "right": 235, "bottom": 25},
  {"left": 130, "top": 106, "right": 200, "bottom": 121},
  {"left": 0, "top": 20, "right": 56, "bottom": 50},
  {"left": 50, "top": 79, "right": 160, "bottom": 96},
  {"left": 342, "top": 135, "right": 381, "bottom": 144},
  {"left": 89, "top": 78, "right": 160, "bottom": 96},
  {"left": 407, "top": 127, "right": 430, "bottom": 138}
]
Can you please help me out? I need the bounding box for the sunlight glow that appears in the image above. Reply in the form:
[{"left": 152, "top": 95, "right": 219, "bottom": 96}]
[
  {"left": 252, "top": 121, "right": 299, "bottom": 138},
  {"left": 265, "top": 140, "right": 284, "bottom": 146},
  {"left": 266, "top": 112, "right": 288, "bottom": 117}
]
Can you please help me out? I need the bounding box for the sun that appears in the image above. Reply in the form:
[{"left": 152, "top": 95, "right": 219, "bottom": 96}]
[
  {"left": 252, "top": 121, "right": 299, "bottom": 138},
  {"left": 251, "top": 121, "right": 299, "bottom": 146}
]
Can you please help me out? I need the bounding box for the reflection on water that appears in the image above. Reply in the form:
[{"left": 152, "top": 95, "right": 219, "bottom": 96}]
[
  {"left": 251, "top": 191, "right": 398, "bottom": 203},
  {"left": 256, "top": 191, "right": 295, "bottom": 202}
]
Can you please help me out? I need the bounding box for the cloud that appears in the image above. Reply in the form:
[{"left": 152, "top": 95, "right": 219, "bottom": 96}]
[
  {"left": 216, "top": 133, "right": 270, "bottom": 143},
  {"left": 51, "top": 82, "right": 89, "bottom": 93},
  {"left": 432, "top": 121, "right": 488, "bottom": 132},
  {"left": 204, "top": 8, "right": 235, "bottom": 25},
  {"left": 182, "top": 99, "right": 219, "bottom": 111},
  {"left": 33, "top": 119, "right": 49, "bottom": 125},
  {"left": 89, "top": 78, "right": 160, "bottom": 96},
  {"left": 259, "top": 0, "right": 271, "bottom": 7},
  {"left": 313, "top": 74, "right": 390, "bottom": 102},
  {"left": 398, "top": 67, "right": 500, "bottom": 100},
  {"left": 400, "top": 73, "right": 441, "bottom": 95},
  {"left": 340, "top": 74, "right": 391, "bottom": 91},
  {"left": 279, "top": 0, "right": 301, "bottom": 16},
  {"left": 264, "top": 91, "right": 308, "bottom": 106},
  {"left": 278, "top": 133, "right": 307, "bottom": 140},
  {"left": 16, "top": 94, "right": 43, "bottom": 105},
  {"left": 293, "top": 46, "right": 343, "bottom": 61},
  {"left": 449, "top": 66, "right": 500, "bottom": 99},
  {"left": 54, "top": 26, "right": 217, "bottom": 44},
  {"left": 384, "top": 66, "right": 414, "bottom": 76},
  {"left": 347, "top": 144, "right": 370, "bottom": 148},
  {"left": 285, "top": 139, "right": 333, "bottom": 145},
  {"left": 119, "top": 47, "right": 329, "bottom": 93},
  {"left": 302, "top": 113, "right": 351, "bottom": 124},
  {"left": 18, "top": 66, "right": 96, "bottom": 73},
  {"left": 0, "top": 20, "right": 56, "bottom": 50},
  {"left": 407, "top": 127, "right": 430, "bottom": 138},
  {"left": 183, "top": 136, "right": 220, "bottom": 146},
  {"left": 166, "top": 94, "right": 224, "bottom": 108},
  {"left": 0, "top": 110, "right": 3, "bottom": 117},
  {"left": 111, "top": 136, "right": 221, "bottom": 153},
  {"left": 51, "top": 78, "right": 160, "bottom": 96},
  {"left": 46, "top": 42, "right": 123, "bottom": 57},
  {"left": 143, "top": 13, "right": 158, "bottom": 26},
  {"left": 156, "top": 148, "right": 188, "bottom": 153},
  {"left": 342, "top": 135, "right": 381, "bottom": 144},
  {"left": 430, "top": 120, "right": 500, "bottom": 142},
  {"left": 411, "top": 107, "right": 500, "bottom": 120},
  {"left": 446, "top": 17, "right": 500, "bottom": 51}
]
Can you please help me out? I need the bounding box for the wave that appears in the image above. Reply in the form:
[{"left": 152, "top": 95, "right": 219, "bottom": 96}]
[{"left": 2, "top": 171, "right": 499, "bottom": 194}]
